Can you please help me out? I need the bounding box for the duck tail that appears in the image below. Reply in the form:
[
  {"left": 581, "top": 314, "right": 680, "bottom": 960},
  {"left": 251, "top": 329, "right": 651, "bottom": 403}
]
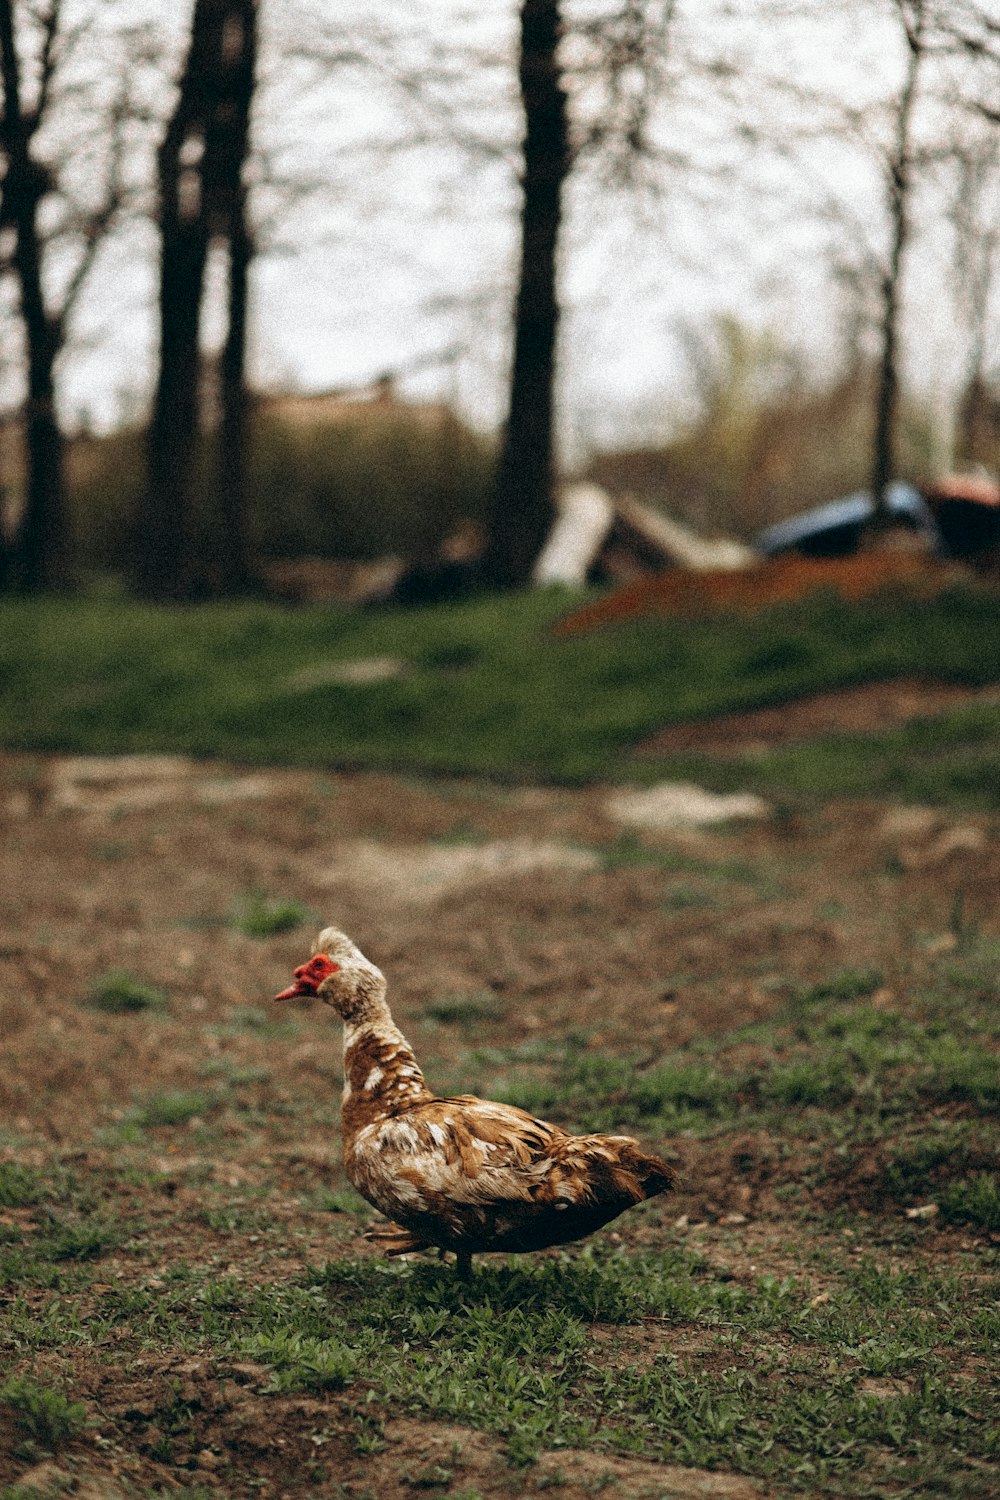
[{"left": 627, "top": 1146, "right": 679, "bottom": 1199}]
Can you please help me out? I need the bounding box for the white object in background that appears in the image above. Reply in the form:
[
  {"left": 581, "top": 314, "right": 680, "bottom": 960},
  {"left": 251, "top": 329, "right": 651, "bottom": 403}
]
[{"left": 532, "top": 482, "right": 615, "bottom": 586}]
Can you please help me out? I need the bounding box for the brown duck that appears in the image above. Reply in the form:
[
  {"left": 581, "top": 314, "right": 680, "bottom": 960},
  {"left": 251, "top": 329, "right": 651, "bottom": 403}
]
[{"left": 276, "top": 928, "right": 676, "bottom": 1275}]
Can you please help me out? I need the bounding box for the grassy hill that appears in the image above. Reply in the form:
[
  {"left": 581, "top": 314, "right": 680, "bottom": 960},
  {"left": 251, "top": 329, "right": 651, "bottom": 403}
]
[{"left": 3, "top": 577, "right": 1000, "bottom": 805}]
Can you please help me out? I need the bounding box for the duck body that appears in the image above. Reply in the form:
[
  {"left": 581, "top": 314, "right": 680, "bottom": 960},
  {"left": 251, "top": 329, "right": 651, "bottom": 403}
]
[{"left": 277, "top": 930, "right": 677, "bottom": 1265}]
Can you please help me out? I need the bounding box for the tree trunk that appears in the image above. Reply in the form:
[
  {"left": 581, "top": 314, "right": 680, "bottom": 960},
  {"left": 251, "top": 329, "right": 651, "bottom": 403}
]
[
  {"left": 136, "top": 0, "right": 258, "bottom": 599},
  {"left": 213, "top": 0, "right": 257, "bottom": 594},
  {"left": 482, "top": 0, "right": 569, "bottom": 588},
  {"left": 135, "top": 2, "right": 216, "bottom": 599},
  {"left": 869, "top": 1, "right": 924, "bottom": 533},
  {"left": 0, "top": 0, "right": 69, "bottom": 593},
  {"left": 216, "top": 225, "right": 253, "bottom": 591},
  {"left": 139, "top": 133, "right": 208, "bottom": 598}
]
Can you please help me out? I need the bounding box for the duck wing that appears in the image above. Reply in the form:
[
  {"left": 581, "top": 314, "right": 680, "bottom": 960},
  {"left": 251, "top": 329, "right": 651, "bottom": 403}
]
[{"left": 347, "top": 1095, "right": 675, "bottom": 1251}]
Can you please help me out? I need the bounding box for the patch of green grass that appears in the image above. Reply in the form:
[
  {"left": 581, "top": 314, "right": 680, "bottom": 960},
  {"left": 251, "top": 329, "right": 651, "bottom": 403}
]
[
  {"left": 495, "top": 1050, "right": 739, "bottom": 1133},
  {"left": 240, "top": 1329, "right": 358, "bottom": 1392},
  {"left": 211, "top": 1003, "right": 300, "bottom": 1040},
  {"left": 314, "top": 1187, "right": 372, "bottom": 1218},
  {"left": 663, "top": 880, "right": 717, "bottom": 910},
  {"left": 2, "top": 584, "right": 1000, "bottom": 800},
  {"left": 229, "top": 890, "right": 311, "bottom": 939},
  {"left": 128, "top": 1090, "right": 215, "bottom": 1128},
  {"left": 597, "top": 833, "right": 781, "bottom": 899},
  {"left": 479, "top": 952, "right": 999, "bottom": 1139},
  {"left": 0, "top": 1162, "right": 41, "bottom": 1208},
  {"left": 880, "top": 1122, "right": 997, "bottom": 1202},
  {"left": 199, "top": 1205, "right": 267, "bottom": 1234},
  {"left": 84, "top": 969, "right": 169, "bottom": 1014},
  {"left": 66, "top": 1246, "right": 997, "bottom": 1484},
  {"left": 424, "top": 991, "right": 505, "bottom": 1027},
  {"left": 792, "top": 967, "right": 885, "bottom": 1007},
  {"left": 0, "top": 1374, "right": 86, "bottom": 1449}
]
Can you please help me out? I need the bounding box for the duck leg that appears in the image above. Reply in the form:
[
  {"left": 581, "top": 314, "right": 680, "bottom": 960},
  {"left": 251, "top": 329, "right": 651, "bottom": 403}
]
[{"left": 454, "top": 1248, "right": 473, "bottom": 1279}]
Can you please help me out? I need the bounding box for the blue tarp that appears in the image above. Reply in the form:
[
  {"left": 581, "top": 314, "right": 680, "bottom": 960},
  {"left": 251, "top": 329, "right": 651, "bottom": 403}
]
[{"left": 756, "top": 483, "right": 942, "bottom": 558}]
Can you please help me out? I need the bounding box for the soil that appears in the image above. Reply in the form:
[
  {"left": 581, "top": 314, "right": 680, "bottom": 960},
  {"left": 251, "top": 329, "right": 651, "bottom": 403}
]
[
  {"left": 2, "top": 751, "right": 999, "bottom": 1499},
  {"left": 553, "top": 551, "right": 960, "bottom": 635},
  {"left": 636, "top": 677, "right": 999, "bottom": 757}
]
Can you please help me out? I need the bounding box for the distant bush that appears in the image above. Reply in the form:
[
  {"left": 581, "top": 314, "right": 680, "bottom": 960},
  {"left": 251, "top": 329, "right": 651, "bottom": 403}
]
[{"left": 67, "top": 400, "right": 495, "bottom": 573}]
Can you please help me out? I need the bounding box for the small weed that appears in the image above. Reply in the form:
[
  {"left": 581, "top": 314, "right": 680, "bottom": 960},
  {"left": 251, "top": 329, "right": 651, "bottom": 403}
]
[
  {"left": 663, "top": 880, "right": 716, "bottom": 910},
  {"left": 0, "top": 1374, "right": 86, "bottom": 1449},
  {"left": 242, "top": 1330, "right": 358, "bottom": 1392},
  {"left": 44, "top": 1215, "right": 121, "bottom": 1261},
  {"left": 230, "top": 890, "right": 311, "bottom": 938},
  {"left": 85, "top": 969, "right": 169, "bottom": 1014},
  {"left": 938, "top": 1172, "right": 1000, "bottom": 1231}
]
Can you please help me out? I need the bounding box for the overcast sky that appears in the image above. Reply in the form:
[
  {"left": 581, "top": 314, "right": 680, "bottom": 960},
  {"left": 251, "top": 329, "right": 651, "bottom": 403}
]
[{"left": 20, "top": 0, "right": 999, "bottom": 460}]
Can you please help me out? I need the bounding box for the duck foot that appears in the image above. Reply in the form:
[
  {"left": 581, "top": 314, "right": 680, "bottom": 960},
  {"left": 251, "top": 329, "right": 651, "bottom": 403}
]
[{"left": 364, "top": 1222, "right": 430, "bottom": 1257}]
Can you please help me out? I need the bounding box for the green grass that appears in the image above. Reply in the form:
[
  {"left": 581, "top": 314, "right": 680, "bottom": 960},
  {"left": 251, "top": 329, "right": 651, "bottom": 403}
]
[
  {"left": 127, "top": 1090, "right": 215, "bottom": 1128},
  {"left": 15, "top": 1247, "right": 992, "bottom": 1486},
  {"left": 84, "top": 969, "right": 170, "bottom": 1014},
  {"left": 472, "top": 952, "right": 1000, "bottom": 1159},
  {"left": 0, "top": 1164, "right": 41, "bottom": 1208},
  {"left": 229, "top": 889, "right": 312, "bottom": 939},
  {"left": 424, "top": 991, "right": 506, "bottom": 1027},
  {"left": 2, "top": 582, "right": 1000, "bottom": 800},
  {"left": 0, "top": 1375, "right": 87, "bottom": 1450},
  {"left": 938, "top": 1172, "right": 1000, "bottom": 1231}
]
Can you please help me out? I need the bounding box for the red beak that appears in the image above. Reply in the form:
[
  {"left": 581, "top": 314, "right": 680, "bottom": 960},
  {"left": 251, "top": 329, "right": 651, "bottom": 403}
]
[{"left": 274, "top": 954, "right": 339, "bottom": 1001}]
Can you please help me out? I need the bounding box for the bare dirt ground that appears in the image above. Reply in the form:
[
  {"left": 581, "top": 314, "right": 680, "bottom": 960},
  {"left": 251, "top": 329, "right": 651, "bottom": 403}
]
[
  {"left": 636, "top": 677, "right": 1000, "bottom": 757},
  {"left": 2, "top": 751, "right": 998, "bottom": 1499}
]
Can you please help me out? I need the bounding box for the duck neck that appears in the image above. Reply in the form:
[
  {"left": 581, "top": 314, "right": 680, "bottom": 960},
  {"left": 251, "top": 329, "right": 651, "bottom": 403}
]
[{"left": 341, "top": 1008, "right": 431, "bottom": 1127}]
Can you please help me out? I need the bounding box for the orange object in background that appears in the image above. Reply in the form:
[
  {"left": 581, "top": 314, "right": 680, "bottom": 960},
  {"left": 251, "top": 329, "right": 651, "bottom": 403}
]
[{"left": 553, "top": 552, "right": 949, "bottom": 636}]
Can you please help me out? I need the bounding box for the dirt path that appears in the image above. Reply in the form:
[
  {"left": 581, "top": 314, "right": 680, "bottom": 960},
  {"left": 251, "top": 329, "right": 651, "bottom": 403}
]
[{"left": 4, "top": 748, "right": 996, "bottom": 1142}]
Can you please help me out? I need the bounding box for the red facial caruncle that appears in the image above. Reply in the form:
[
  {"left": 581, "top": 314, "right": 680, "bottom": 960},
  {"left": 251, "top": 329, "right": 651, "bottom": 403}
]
[{"left": 274, "top": 954, "right": 339, "bottom": 1001}]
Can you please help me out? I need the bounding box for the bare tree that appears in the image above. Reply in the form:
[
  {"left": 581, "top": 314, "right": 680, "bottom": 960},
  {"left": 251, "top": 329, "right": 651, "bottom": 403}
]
[
  {"left": 0, "top": 0, "right": 128, "bottom": 591},
  {"left": 212, "top": 0, "right": 257, "bottom": 594},
  {"left": 728, "top": 0, "right": 958, "bottom": 530},
  {"left": 868, "top": 0, "right": 931, "bottom": 527},
  {"left": 483, "top": 0, "right": 677, "bottom": 588},
  {"left": 136, "top": 0, "right": 259, "bottom": 601},
  {"left": 481, "top": 0, "right": 569, "bottom": 588},
  {"left": 949, "top": 124, "right": 1000, "bottom": 464}
]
